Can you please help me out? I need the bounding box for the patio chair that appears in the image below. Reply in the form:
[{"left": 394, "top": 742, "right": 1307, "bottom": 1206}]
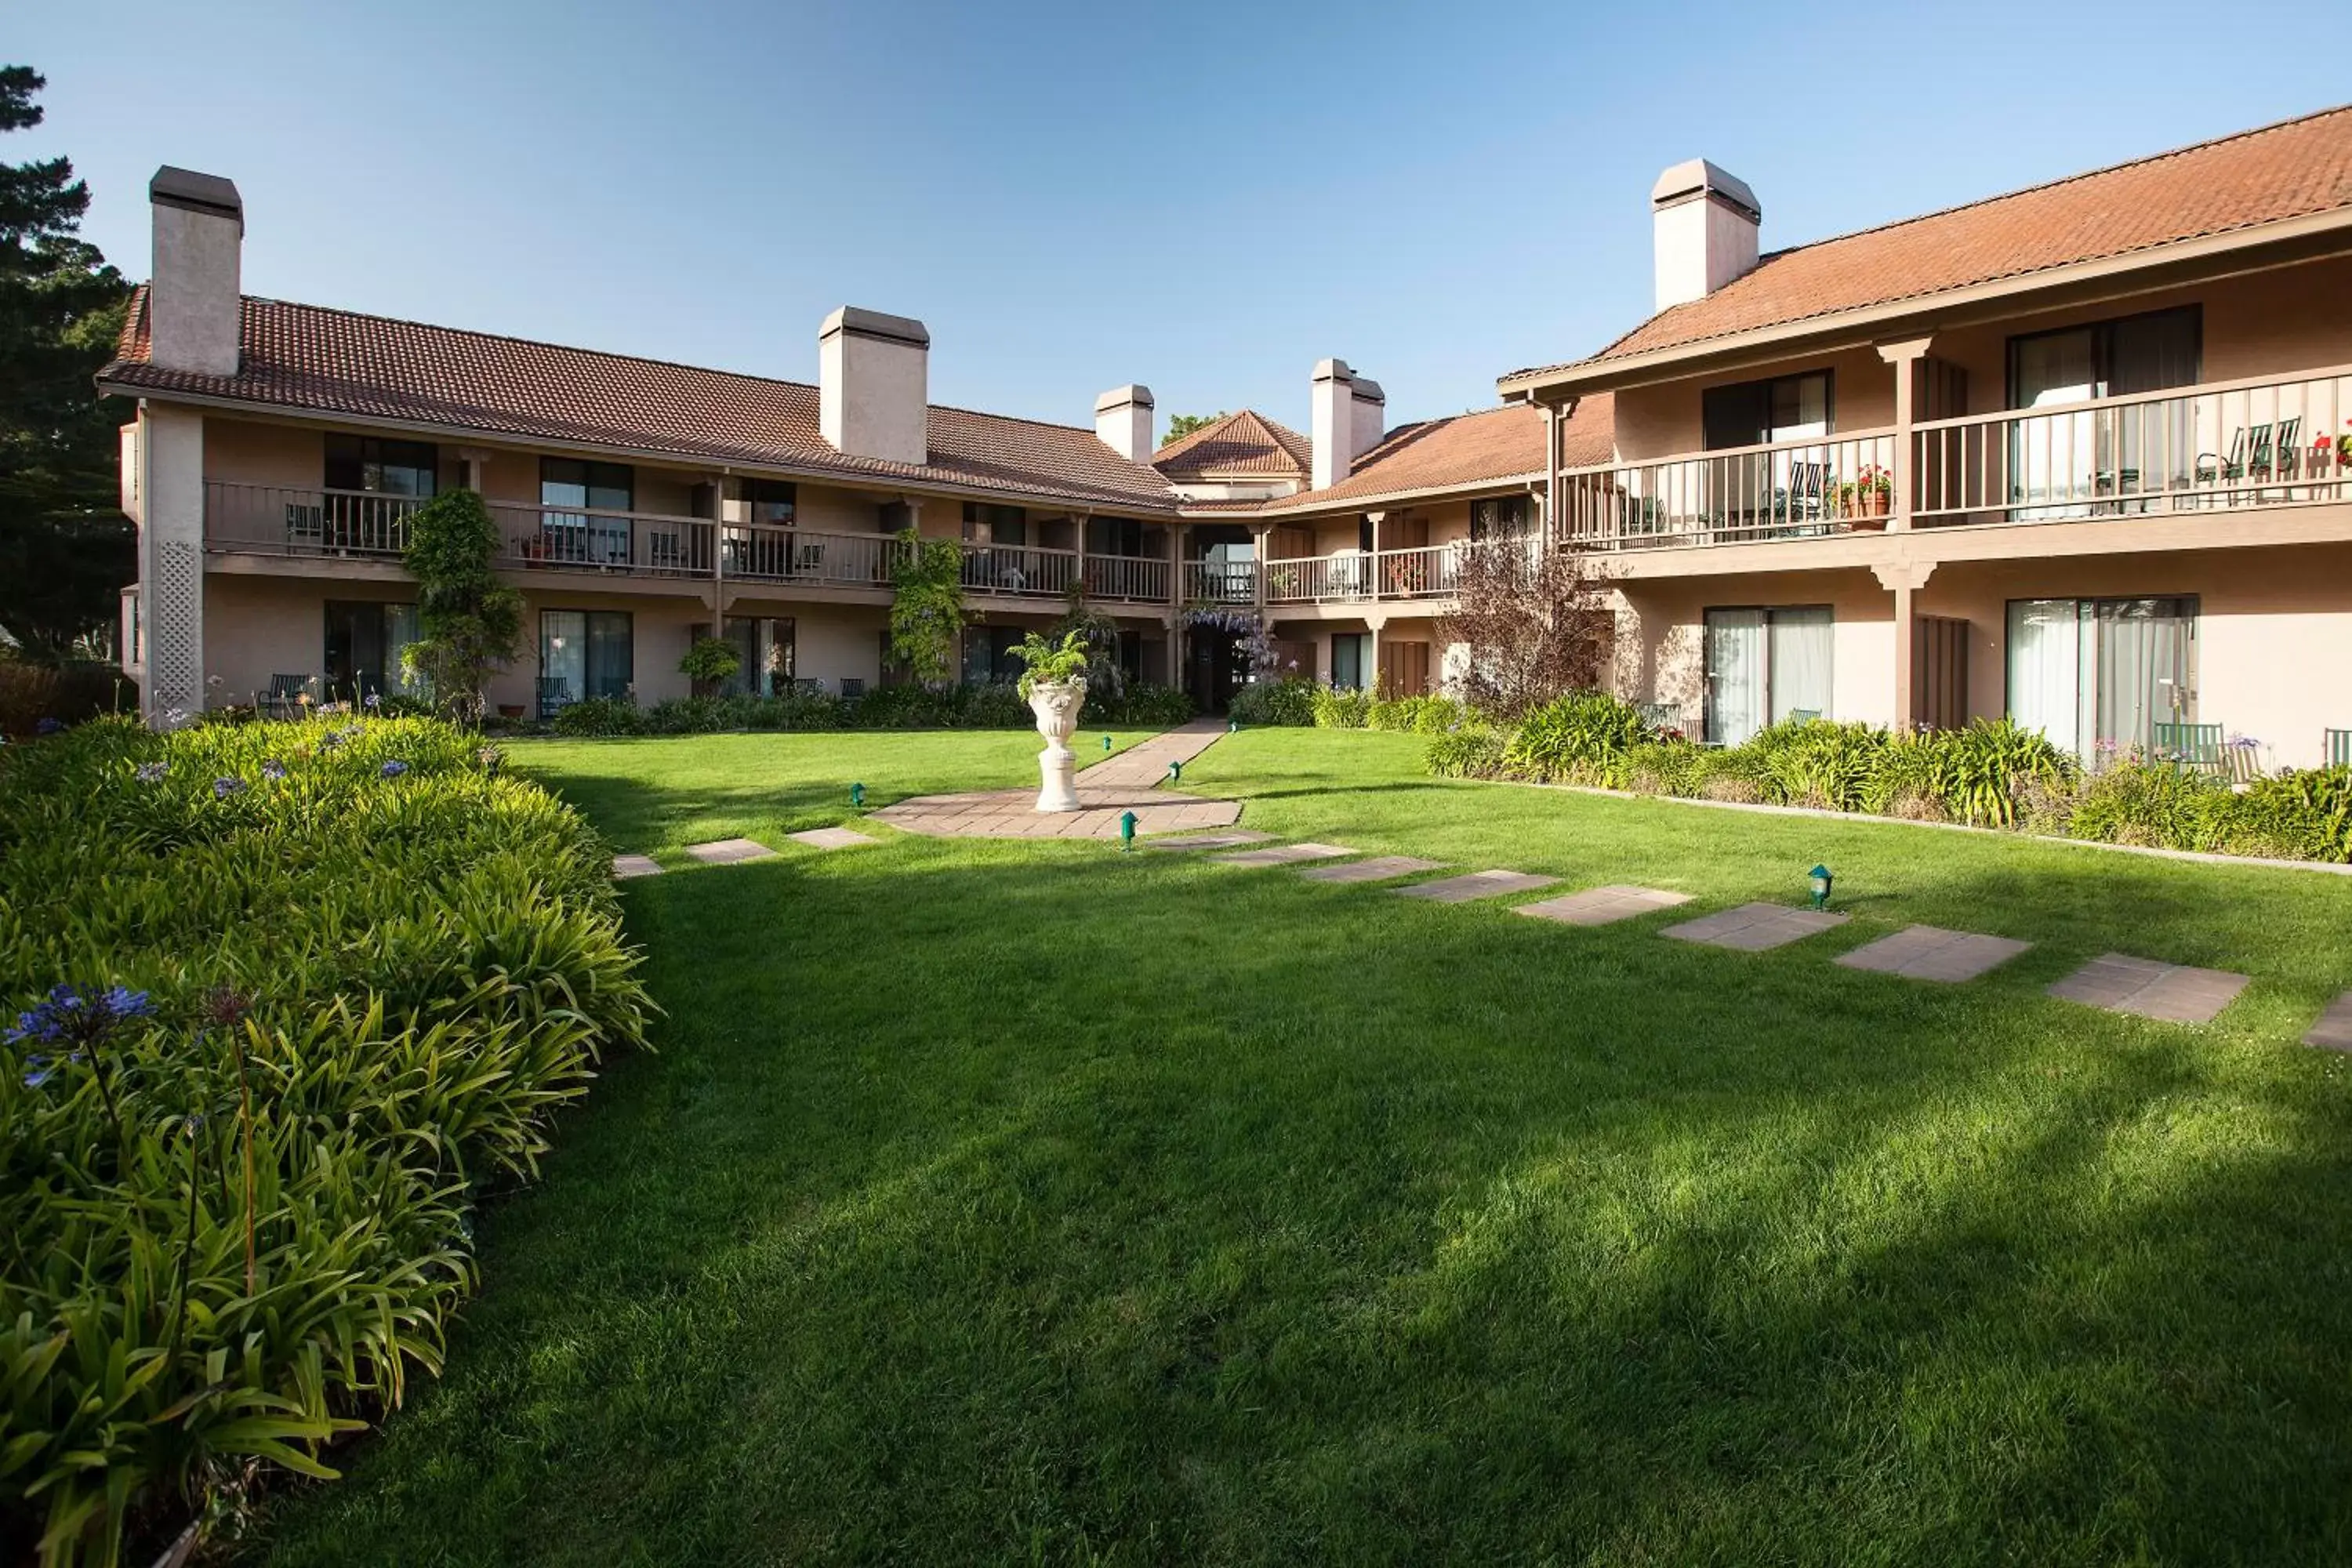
[
  {"left": 535, "top": 676, "right": 572, "bottom": 719},
  {"left": 1787, "top": 709, "right": 1822, "bottom": 725},
  {"left": 840, "top": 678, "right": 866, "bottom": 699},
  {"left": 1635, "top": 702, "right": 1686, "bottom": 733},
  {"left": 263, "top": 673, "right": 311, "bottom": 720},
  {"left": 2152, "top": 721, "right": 2224, "bottom": 774},
  {"left": 2326, "top": 728, "right": 2352, "bottom": 768}
]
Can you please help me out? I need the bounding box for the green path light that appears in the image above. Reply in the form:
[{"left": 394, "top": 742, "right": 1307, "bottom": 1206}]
[
  {"left": 1809, "top": 863, "right": 1834, "bottom": 910},
  {"left": 850, "top": 782, "right": 865, "bottom": 809},
  {"left": 1167, "top": 760, "right": 1183, "bottom": 784},
  {"left": 1228, "top": 718, "right": 1240, "bottom": 733},
  {"left": 1102, "top": 734, "right": 1113, "bottom": 753},
  {"left": 1120, "top": 810, "right": 1137, "bottom": 851}
]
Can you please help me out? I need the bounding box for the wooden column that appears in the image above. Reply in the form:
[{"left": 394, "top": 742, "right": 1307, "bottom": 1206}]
[
  {"left": 1875, "top": 561, "right": 1936, "bottom": 733},
  {"left": 1875, "top": 337, "right": 1933, "bottom": 534},
  {"left": 1367, "top": 510, "right": 1385, "bottom": 603}
]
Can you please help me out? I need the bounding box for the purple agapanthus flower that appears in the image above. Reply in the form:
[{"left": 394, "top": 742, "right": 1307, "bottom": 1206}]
[
  {"left": 364, "top": 692, "right": 382, "bottom": 710},
  {"left": 213, "top": 776, "right": 247, "bottom": 800},
  {"left": 35, "top": 717, "right": 64, "bottom": 735},
  {"left": 135, "top": 761, "right": 168, "bottom": 784},
  {"left": 7, "top": 984, "right": 154, "bottom": 1048},
  {"left": 261, "top": 759, "right": 288, "bottom": 781},
  {"left": 379, "top": 760, "right": 409, "bottom": 779}
]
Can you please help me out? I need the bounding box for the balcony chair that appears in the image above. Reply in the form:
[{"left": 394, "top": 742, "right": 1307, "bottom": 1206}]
[
  {"left": 840, "top": 678, "right": 866, "bottom": 699},
  {"left": 1787, "top": 709, "right": 1823, "bottom": 725},
  {"left": 1769, "top": 462, "right": 1828, "bottom": 538},
  {"left": 646, "top": 529, "right": 684, "bottom": 571},
  {"left": 2152, "top": 721, "right": 2225, "bottom": 775},
  {"left": 1635, "top": 702, "right": 1686, "bottom": 733},
  {"left": 2325, "top": 728, "right": 2352, "bottom": 768},
  {"left": 284, "top": 502, "right": 325, "bottom": 549},
  {"left": 535, "top": 676, "right": 572, "bottom": 719},
  {"left": 263, "top": 673, "right": 311, "bottom": 720}
]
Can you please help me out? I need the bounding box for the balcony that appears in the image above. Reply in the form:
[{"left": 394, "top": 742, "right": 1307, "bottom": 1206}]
[
  {"left": 205, "top": 482, "right": 423, "bottom": 557},
  {"left": 1913, "top": 365, "right": 2352, "bottom": 527},
  {"left": 489, "top": 500, "right": 714, "bottom": 577},
  {"left": 1558, "top": 430, "right": 1899, "bottom": 550}
]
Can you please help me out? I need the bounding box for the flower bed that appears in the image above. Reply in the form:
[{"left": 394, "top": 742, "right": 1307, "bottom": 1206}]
[
  {"left": 1425, "top": 692, "right": 2352, "bottom": 864},
  {"left": 0, "top": 715, "right": 652, "bottom": 1563}
]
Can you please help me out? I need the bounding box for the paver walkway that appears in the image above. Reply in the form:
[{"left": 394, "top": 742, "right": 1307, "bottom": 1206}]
[
  {"left": 1298, "top": 855, "right": 1446, "bottom": 884},
  {"left": 2048, "top": 953, "right": 2249, "bottom": 1023},
  {"left": 1215, "top": 842, "right": 1356, "bottom": 867},
  {"left": 1514, "top": 885, "right": 1691, "bottom": 926},
  {"left": 1394, "top": 869, "right": 1560, "bottom": 904},
  {"left": 1661, "top": 902, "right": 1847, "bottom": 951},
  {"left": 2306, "top": 993, "right": 2352, "bottom": 1051},
  {"left": 869, "top": 719, "right": 1241, "bottom": 839},
  {"left": 683, "top": 837, "right": 777, "bottom": 866},
  {"left": 1836, "top": 924, "right": 2031, "bottom": 983},
  {"left": 788, "top": 827, "right": 879, "bottom": 850},
  {"left": 612, "top": 854, "right": 664, "bottom": 880}
]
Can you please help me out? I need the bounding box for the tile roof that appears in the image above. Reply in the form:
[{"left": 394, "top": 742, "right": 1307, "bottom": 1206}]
[
  {"left": 1260, "top": 394, "right": 1613, "bottom": 514},
  {"left": 1149, "top": 409, "right": 1311, "bottom": 477},
  {"left": 1513, "top": 102, "right": 2352, "bottom": 380},
  {"left": 105, "top": 292, "right": 1182, "bottom": 514}
]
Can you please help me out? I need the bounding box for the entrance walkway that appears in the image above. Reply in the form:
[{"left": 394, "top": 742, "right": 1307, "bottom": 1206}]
[{"left": 869, "top": 718, "right": 1242, "bottom": 840}]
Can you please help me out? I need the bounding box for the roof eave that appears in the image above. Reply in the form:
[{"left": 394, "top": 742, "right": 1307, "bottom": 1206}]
[
  {"left": 97, "top": 375, "right": 1184, "bottom": 517},
  {"left": 1497, "top": 204, "right": 2352, "bottom": 400},
  {"left": 1249, "top": 470, "right": 1546, "bottom": 519}
]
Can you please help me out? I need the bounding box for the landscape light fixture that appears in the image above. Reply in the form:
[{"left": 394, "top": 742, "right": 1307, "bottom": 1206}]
[
  {"left": 1809, "top": 864, "right": 1834, "bottom": 910},
  {"left": 850, "top": 782, "right": 865, "bottom": 809},
  {"left": 1120, "top": 810, "right": 1137, "bottom": 851},
  {"left": 1102, "top": 734, "right": 1113, "bottom": 753},
  {"left": 1167, "top": 760, "right": 1183, "bottom": 784},
  {"left": 1229, "top": 719, "right": 1240, "bottom": 733}
]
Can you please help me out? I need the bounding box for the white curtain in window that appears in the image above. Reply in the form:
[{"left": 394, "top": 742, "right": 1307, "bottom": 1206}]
[
  {"left": 540, "top": 611, "right": 586, "bottom": 707},
  {"left": 383, "top": 604, "right": 423, "bottom": 697},
  {"left": 2005, "top": 600, "right": 2082, "bottom": 756},
  {"left": 1767, "top": 608, "right": 1834, "bottom": 723},
  {"left": 1704, "top": 610, "right": 1766, "bottom": 746}
]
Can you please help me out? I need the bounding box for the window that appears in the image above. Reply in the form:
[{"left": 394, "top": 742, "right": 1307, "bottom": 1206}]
[
  {"left": 720, "top": 616, "right": 795, "bottom": 697},
  {"left": 1470, "top": 495, "right": 1534, "bottom": 540},
  {"left": 325, "top": 435, "right": 437, "bottom": 496},
  {"left": 322, "top": 601, "right": 422, "bottom": 701},
  {"left": 1331, "top": 632, "right": 1373, "bottom": 691},
  {"left": 1703, "top": 606, "right": 1832, "bottom": 746},
  {"left": 2006, "top": 597, "right": 2197, "bottom": 760},
  {"left": 1702, "top": 371, "right": 1832, "bottom": 450},
  {"left": 2005, "top": 309, "right": 2201, "bottom": 517},
  {"left": 1087, "top": 516, "right": 1147, "bottom": 557},
  {"left": 960, "top": 624, "right": 1026, "bottom": 686},
  {"left": 539, "top": 609, "right": 632, "bottom": 713},
  {"left": 962, "top": 502, "right": 1026, "bottom": 545},
  {"left": 2006, "top": 307, "right": 2201, "bottom": 411},
  {"left": 539, "top": 458, "right": 635, "bottom": 565},
  {"left": 741, "top": 478, "right": 796, "bottom": 525}
]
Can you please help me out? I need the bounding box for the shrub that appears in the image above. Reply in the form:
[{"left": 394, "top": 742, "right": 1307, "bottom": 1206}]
[
  {"left": 1367, "top": 695, "right": 1466, "bottom": 734},
  {"left": 677, "top": 637, "right": 742, "bottom": 697},
  {"left": 1424, "top": 721, "right": 1514, "bottom": 779},
  {"left": 400, "top": 491, "right": 522, "bottom": 724},
  {"left": 550, "top": 694, "right": 644, "bottom": 737},
  {"left": 1007, "top": 630, "right": 1089, "bottom": 698},
  {"left": 1501, "top": 691, "right": 1656, "bottom": 785},
  {"left": 0, "top": 714, "right": 650, "bottom": 1564},
  {"left": 1312, "top": 686, "right": 1373, "bottom": 729},
  {"left": 1229, "top": 678, "right": 1317, "bottom": 728},
  {"left": 1094, "top": 684, "right": 1194, "bottom": 729},
  {"left": 0, "top": 659, "right": 129, "bottom": 737}
]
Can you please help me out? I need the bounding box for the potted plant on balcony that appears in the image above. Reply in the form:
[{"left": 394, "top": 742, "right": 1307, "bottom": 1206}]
[
  {"left": 1859, "top": 463, "right": 1893, "bottom": 519},
  {"left": 1008, "top": 630, "right": 1090, "bottom": 813}
]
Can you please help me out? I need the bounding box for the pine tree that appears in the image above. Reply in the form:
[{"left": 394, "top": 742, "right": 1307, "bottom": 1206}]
[{"left": 0, "top": 66, "right": 134, "bottom": 659}]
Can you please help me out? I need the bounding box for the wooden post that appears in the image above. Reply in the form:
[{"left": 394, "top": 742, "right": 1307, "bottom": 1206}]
[{"left": 1875, "top": 338, "right": 1933, "bottom": 534}]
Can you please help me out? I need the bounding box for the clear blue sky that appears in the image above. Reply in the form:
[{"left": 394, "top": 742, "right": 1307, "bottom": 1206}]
[{"left": 18, "top": 1, "right": 2347, "bottom": 437}]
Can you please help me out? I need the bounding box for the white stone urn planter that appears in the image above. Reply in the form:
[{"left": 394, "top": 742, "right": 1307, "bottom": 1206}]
[{"left": 1028, "top": 677, "right": 1087, "bottom": 812}]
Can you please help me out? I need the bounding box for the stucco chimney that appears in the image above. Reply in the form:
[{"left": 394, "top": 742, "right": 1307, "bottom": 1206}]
[
  {"left": 147, "top": 166, "right": 243, "bottom": 376},
  {"left": 819, "top": 307, "right": 930, "bottom": 466},
  {"left": 1651, "top": 159, "right": 1761, "bottom": 312},
  {"left": 1094, "top": 384, "right": 1155, "bottom": 463},
  {"left": 1311, "top": 358, "right": 1356, "bottom": 490},
  {"left": 1350, "top": 377, "right": 1387, "bottom": 464}
]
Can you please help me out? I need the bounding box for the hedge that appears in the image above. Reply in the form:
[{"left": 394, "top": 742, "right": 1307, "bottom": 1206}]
[
  {"left": 0, "top": 716, "right": 652, "bottom": 1565},
  {"left": 545, "top": 681, "right": 1195, "bottom": 738}
]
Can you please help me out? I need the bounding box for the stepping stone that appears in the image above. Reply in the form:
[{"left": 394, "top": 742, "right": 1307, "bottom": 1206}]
[
  {"left": 788, "top": 827, "right": 880, "bottom": 851},
  {"left": 1146, "top": 829, "right": 1276, "bottom": 851},
  {"left": 1298, "top": 855, "right": 1446, "bottom": 884},
  {"left": 1836, "top": 924, "right": 2031, "bottom": 983},
  {"left": 2306, "top": 993, "right": 2352, "bottom": 1051},
  {"left": 1514, "top": 884, "right": 1692, "bottom": 927},
  {"left": 612, "top": 853, "right": 664, "bottom": 879},
  {"left": 2047, "top": 953, "right": 2249, "bottom": 1024},
  {"left": 1394, "top": 869, "right": 1560, "bottom": 904},
  {"left": 1661, "top": 902, "right": 1846, "bottom": 951},
  {"left": 1213, "top": 842, "right": 1356, "bottom": 867},
  {"left": 684, "top": 837, "right": 778, "bottom": 866}
]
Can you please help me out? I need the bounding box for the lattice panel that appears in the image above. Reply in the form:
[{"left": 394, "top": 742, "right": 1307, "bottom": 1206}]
[{"left": 147, "top": 538, "right": 201, "bottom": 720}]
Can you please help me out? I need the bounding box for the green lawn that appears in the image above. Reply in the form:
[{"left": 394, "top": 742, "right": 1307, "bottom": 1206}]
[{"left": 260, "top": 728, "right": 2352, "bottom": 1566}]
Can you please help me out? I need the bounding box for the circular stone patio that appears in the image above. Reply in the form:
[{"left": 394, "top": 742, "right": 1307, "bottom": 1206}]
[{"left": 869, "top": 719, "right": 1243, "bottom": 840}]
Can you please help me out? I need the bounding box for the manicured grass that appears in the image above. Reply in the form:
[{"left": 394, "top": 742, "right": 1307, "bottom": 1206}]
[{"left": 261, "top": 728, "right": 2352, "bottom": 1565}]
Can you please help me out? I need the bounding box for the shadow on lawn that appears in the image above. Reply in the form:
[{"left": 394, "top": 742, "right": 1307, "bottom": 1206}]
[{"left": 261, "top": 845, "right": 2352, "bottom": 1566}]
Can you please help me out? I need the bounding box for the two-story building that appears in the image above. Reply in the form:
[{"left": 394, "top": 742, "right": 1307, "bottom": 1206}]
[{"left": 1501, "top": 106, "right": 2352, "bottom": 768}]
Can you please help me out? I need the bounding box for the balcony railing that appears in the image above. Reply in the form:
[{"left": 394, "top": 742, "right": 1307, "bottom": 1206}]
[
  {"left": 1264, "top": 552, "right": 1373, "bottom": 604},
  {"left": 960, "top": 543, "right": 1079, "bottom": 598},
  {"left": 1559, "top": 430, "right": 1900, "bottom": 550},
  {"left": 724, "top": 524, "right": 906, "bottom": 588},
  {"left": 488, "top": 502, "right": 714, "bottom": 577},
  {"left": 1913, "top": 365, "right": 2352, "bottom": 526},
  {"left": 205, "top": 482, "right": 422, "bottom": 557},
  {"left": 1082, "top": 552, "right": 1171, "bottom": 604},
  {"left": 1186, "top": 559, "right": 1260, "bottom": 605},
  {"left": 1377, "top": 544, "right": 1466, "bottom": 600}
]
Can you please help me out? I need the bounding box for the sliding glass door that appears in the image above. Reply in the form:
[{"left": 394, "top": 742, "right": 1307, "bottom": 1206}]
[
  {"left": 539, "top": 610, "right": 633, "bottom": 713},
  {"left": 2005, "top": 596, "right": 2196, "bottom": 760},
  {"left": 1704, "top": 605, "right": 1833, "bottom": 746},
  {"left": 2007, "top": 308, "right": 2200, "bottom": 519}
]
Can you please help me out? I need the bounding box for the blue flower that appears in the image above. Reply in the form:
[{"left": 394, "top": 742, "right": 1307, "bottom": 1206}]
[
  {"left": 7, "top": 984, "right": 152, "bottom": 1048},
  {"left": 261, "top": 759, "right": 288, "bottom": 781},
  {"left": 135, "top": 761, "right": 167, "bottom": 784},
  {"left": 379, "top": 760, "right": 410, "bottom": 779},
  {"left": 213, "top": 776, "right": 247, "bottom": 800},
  {"left": 364, "top": 692, "right": 382, "bottom": 710},
  {"left": 35, "top": 717, "right": 64, "bottom": 735}
]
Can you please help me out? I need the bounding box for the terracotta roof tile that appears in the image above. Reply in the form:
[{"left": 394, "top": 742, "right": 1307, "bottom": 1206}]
[
  {"left": 105, "top": 292, "right": 1181, "bottom": 513},
  {"left": 1260, "top": 395, "right": 1613, "bottom": 514},
  {"left": 1151, "top": 408, "right": 1311, "bottom": 477},
  {"left": 1515, "top": 103, "right": 2352, "bottom": 379}
]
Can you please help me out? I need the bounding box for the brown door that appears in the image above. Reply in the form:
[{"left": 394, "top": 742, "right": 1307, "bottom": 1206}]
[{"left": 1379, "top": 639, "right": 1431, "bottom": 696}]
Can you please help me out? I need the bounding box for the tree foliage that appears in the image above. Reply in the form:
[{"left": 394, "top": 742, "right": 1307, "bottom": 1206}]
[
  {"left": 399, "top": 490, "right": 522, "bottom": 724},
  {"left": 1436, "top": 538, "right": 1612, "bottom": 719},
  {"left": 887, "top": 527, "right": 966, "bottom": 686},
  {"left": 1159, "top": 412, "right": 1225, "bottom": 447},
  {"left": 677, "top": 636, "right": 741, "bottom": 697},
  {"left": 0, "top": 66, "right": 136, "bottom": 659}
]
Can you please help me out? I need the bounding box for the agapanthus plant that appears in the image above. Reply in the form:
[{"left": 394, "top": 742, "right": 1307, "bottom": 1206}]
[{"left": 8, "top": 983, "right": 153, "bottom": 1141}]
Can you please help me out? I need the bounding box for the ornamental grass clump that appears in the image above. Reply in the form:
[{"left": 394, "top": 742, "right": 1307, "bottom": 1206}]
[{"left": 0, "top": 713, "right": 652, "bottom": 1566}]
